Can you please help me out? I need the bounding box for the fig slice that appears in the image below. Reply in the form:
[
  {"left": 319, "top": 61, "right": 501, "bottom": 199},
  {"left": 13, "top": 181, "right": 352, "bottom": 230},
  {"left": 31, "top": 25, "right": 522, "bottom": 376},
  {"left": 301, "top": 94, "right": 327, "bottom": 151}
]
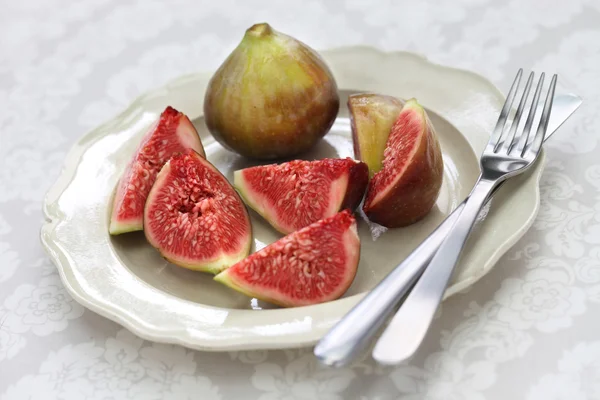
[
  {"left": 109, "top": 106, "right": 205, "bottom": 235},
  {"left": 234, "top": 158, "right": 368, "bottom": 234},
  {"left": 363, "top": 98, "right": 443, "bottom": 227},
  {"left": 144, "top": 150, "right": 252, "bottom": 274},
  {"left": 214, "top": 210, "right": 360, "bottom": 307},
  {"left": 348, "top": 93, "right": 405, "bottom": 177}
]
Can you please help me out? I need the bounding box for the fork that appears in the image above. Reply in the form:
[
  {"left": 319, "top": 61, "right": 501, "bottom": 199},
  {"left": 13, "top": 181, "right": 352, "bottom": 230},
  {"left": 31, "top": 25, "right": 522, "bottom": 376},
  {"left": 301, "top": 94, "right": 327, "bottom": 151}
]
[
  {"left": 369, "top": 69, "right": 557, "bottom": 364},
  {"left": 314, "top": 69, "right": 558, "bottom": 366}
]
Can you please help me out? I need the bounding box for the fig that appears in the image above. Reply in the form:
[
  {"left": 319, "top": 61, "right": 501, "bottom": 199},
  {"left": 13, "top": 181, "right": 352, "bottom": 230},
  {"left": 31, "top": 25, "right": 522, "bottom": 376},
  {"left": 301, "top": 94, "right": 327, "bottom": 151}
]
[
  {"left": 143, "top": 149, "right": 252, "bottom": 273},
  {"left": 203, "top": 22, "right": 340, "bottom": 160},
  {"left": 348, "top": 93, "right": 405, "bottom": 177},
  {"left": 109, "top": 106, "right": 205, "bottom": 235},
  {"left": 214, "top": 210, "right": 360, "bottom": 307},
  {"left": 234, "top": 158, "right": 368, "bottom": 234},
  {"left": 363, "top": 99, "right": 443, "bottom": 227}
]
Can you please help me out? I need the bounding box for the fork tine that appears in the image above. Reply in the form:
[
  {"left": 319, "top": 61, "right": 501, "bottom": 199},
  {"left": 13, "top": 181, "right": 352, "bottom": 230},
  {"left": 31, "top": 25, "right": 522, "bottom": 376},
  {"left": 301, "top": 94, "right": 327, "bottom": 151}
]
[
  {"left": 525, "top": 74, "right": 557, "bottom": 158},
  {"left": 500, "top": 71, "right": 535, "bottom": 153},
  {"left": 488, "top": 69, "right": 523, "bottom": 151},
  {"left": 512, "top": 73, "right": 545, "bottom": 156}
]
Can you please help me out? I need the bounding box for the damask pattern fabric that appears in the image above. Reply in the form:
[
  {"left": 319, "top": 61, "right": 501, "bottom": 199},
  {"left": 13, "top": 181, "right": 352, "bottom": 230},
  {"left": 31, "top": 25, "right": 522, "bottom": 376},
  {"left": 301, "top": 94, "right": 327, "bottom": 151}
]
[{"left": 1, "top": 0, "right": 600, "bottom": 398}]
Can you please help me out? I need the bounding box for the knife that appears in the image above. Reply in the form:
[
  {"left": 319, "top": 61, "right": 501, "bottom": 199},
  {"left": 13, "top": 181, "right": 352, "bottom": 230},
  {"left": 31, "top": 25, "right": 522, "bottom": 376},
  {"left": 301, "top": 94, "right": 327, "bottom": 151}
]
[{"left": 314, "top": 93, "right": 583, "bottom": 367}]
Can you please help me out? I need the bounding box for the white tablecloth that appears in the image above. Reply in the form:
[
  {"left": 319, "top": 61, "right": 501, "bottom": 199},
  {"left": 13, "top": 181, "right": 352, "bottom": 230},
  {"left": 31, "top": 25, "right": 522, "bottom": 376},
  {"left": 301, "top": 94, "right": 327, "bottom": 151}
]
[{"left": 1, "top": 0, "right": 599, "bottom": 398}]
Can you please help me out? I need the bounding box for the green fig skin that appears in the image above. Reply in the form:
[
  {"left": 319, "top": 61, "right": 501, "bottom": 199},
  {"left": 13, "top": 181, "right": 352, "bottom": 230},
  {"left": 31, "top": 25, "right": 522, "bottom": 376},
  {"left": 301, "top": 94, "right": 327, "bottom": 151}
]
[
  {"left": 203, "top": 23, "right": 340, "bottom": 160},
  {"left": 348, "top": 93, "right": 405, "bottom": 178}
]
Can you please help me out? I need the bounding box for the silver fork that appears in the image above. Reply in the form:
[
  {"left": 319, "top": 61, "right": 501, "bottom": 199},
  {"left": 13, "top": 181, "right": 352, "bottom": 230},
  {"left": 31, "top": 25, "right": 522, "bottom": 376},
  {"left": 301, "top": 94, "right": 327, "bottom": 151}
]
[
  {"left": 368, "top": 69, "right": 557, "bottom": 364},
  {"left": 313, "top": 69, "right": 559, "bottom": 366}
]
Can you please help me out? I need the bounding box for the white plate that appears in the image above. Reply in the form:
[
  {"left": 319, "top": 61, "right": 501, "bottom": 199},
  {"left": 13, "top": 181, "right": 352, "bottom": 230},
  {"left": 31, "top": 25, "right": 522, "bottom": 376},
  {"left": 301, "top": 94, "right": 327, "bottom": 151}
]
[{"left": 41, "top": 47, "right": 543, "bottom": 351}]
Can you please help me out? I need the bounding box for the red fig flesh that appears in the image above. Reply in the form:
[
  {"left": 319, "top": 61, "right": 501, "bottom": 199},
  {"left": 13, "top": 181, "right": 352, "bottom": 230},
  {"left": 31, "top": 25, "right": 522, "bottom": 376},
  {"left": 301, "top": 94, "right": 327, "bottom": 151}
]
[
  {"left": 214, "top": 210, "right": 360, "bottom": 307},
  {"left": 144, "top": 150, "right": 251, "bottom": 273},
  {"left": 234, "top": 158, "right": 368, "bottom": 234},
  {"left": 363, "top": 99, "right": 443, "bottom": 227},
  {"left": 109, "top": 106, "right": 205, "bottom": 235}
]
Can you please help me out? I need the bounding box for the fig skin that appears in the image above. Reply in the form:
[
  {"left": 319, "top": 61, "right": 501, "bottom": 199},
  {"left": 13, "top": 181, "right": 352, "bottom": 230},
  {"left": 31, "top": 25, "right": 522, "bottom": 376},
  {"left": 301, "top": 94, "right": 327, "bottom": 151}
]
[
  {"left": 204, "top": 22, "right": 340, "bottom": 160},
  {"left": 348, "top": 93, "right": 405, "bottom": 178},
  {"left": 363, "top": 99, "right": 443, "bottom": 227}
]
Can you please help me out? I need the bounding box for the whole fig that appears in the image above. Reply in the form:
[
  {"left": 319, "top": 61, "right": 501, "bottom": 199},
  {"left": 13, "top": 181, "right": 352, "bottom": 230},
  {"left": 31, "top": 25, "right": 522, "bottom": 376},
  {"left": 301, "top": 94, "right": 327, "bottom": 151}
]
[{"left": 204, "top": 23, "right": 340, "bottom": 160}]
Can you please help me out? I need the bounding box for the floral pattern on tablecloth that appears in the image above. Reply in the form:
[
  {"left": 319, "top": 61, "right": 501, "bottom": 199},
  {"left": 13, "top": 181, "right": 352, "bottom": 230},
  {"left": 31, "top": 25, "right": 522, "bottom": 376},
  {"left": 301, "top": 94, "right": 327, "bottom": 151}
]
[{"left": 2, "top": 0, "right": 600, "bottom": 398}]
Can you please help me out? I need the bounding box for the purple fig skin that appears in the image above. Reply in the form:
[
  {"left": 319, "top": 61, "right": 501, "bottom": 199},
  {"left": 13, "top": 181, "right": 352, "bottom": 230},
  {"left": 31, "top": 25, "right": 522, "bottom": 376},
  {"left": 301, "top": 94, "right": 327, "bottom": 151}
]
[
  {"left": 340, "top": 161, "right": 369, "bottom": 211},
  {"left": 203, "top": 23, "right": 340, "bottom": 160}
]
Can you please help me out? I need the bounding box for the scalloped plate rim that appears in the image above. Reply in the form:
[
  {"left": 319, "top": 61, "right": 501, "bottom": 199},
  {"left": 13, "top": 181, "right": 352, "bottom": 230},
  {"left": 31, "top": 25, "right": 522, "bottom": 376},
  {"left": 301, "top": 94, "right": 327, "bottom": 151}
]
[{"left": 40, "top": 45, "right": 543, "bottom": 351}]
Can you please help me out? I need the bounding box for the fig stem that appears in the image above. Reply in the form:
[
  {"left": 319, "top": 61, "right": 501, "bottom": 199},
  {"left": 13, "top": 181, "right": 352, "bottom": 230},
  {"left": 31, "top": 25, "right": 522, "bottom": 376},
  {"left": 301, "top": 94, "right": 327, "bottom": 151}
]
[{"left": 245, "top": 23, "right": 273, "bottom": 39}]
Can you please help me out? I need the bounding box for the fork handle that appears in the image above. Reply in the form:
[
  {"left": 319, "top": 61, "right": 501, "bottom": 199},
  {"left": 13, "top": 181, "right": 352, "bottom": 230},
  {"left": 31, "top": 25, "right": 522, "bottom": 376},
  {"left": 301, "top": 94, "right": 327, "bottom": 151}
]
[{"left": 371, "top": 177, "right": 496, "bottom": 364}]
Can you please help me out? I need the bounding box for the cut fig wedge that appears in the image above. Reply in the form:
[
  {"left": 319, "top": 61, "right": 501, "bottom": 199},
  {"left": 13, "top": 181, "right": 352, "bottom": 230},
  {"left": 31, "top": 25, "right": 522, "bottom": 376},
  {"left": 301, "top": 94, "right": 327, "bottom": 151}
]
[
  {"left": 109, "top": 106, "right": 205, "bottom": 235},
  {"left": 144, "top": 150, "right": 252, "bottom": 274},
  {"left": 363, "top": 98, "right": 443, "bottom": 227},
  {"left": 348, "top": 93, "right": 405, "bottom": 177},
  {"left": 214, "top": 210, "right": 360, "bottom": 307},
  {"left": 234, "top": 158, "right": 368, "bottom": 234}
]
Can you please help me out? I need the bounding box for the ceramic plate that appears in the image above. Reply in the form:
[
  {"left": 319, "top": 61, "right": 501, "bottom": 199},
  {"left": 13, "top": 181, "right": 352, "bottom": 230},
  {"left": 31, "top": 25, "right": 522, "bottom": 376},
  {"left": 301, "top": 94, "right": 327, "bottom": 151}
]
[{"left": 41, "top": 47, "right": 544, "bottom": 351}]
